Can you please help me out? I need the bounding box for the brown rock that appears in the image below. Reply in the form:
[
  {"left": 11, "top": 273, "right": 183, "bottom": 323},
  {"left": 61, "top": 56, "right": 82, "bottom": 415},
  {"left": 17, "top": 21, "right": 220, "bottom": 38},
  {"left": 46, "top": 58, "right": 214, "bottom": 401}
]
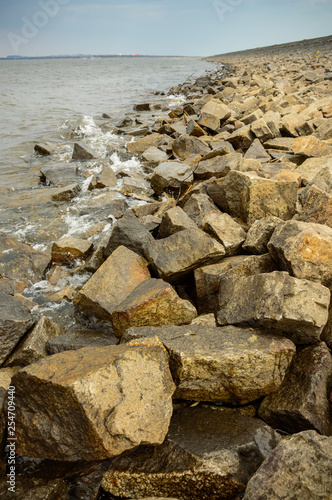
[
  {"left": 295, "top": 154, "right": 332, "bottom": 185},
  {"left": 12, "top": 337, "right": 175, "bottom": 461},
  {"left": 51, "top": 183, "right": 81, "bottom": 202},
  {"left": 51, "top": 237, "right": 93, "bottom": 265},
  {"left": 172, "top": 135, "right": 210, "bottom": 160},
  {"left": 292, "top": 136, "right": 332, "bottom": 157},
  {"left": 34, "top": 142, "right": 57, "bottom": 155},
  {"left": 258, "top": 342, "right": 332, "bottom": 436},
  {"left": 242, "top": 216, "right": 283, "bottom": 254},
  {"left": 74, "top": 246, "right": 151, "bottom": 321},
  {"left": 72, "top": 143, "right": 98, "bottom": 161},
  {"left": 46, "top": 329, "right": 117, "bottom": 354},
  {"left": 158, "top": 206, "right": 198, "bottom": 239},
  {"left": 200, "top": 99, "right": 231, "bottom": 122},
  {"left": 298, "top": 186, "right": 332, "bottom": 227},
  {"left": 182, "top": 193, "right": 220, "bottom": 228},
  {"left": 197, "top": 112, "right": 220, "bottom": 132},
  {"left": 227, "top": 125, "right": 255, "bottom": 149},
  {"left": 150, "top": 161, "right": 193, "bottom": 196},
  {"left": 111, "top": 278, "right": 197, "bottom": 338},
  {"left": 203, "top": 212, "right": 246, "bottom": 255},
  {"left": 194, "top": 153, "right": 242, "bottom": 180},
  {"left": 127, "top": 133, "right": 166, "bottom": 155},
  {"left": 186, "top": 119, "right": 207, "bottom": 137},
  {"left": 244, "top": 139, "right": 271, "bottom": 161}
]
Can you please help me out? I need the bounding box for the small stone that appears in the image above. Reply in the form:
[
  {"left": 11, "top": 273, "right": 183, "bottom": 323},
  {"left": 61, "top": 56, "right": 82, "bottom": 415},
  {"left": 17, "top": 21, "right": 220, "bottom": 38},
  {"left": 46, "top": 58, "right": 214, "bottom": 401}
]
[{"left": 134, "top": 103, "right": 151, "bottom": 111}]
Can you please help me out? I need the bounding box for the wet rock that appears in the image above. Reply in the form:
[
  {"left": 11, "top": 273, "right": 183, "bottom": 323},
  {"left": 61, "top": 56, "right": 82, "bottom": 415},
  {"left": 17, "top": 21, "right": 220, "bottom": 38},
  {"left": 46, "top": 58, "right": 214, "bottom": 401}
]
[
  {"left": 203, "top": 212, "right": 246, "bottom": 255},
  {"left": 40, "top": 163, "right": 78, "bottom": 187},
  {"left": 116, "top": 116, "right": 133, "bottom": 128},
  {"left": 74, "top": 245, "right": 151, "bottom": 321},
  {"left": 34, "top": 142, "right": 57, "bottom": 156},
  {"left": 121, "top": 171, "right": 155, "bottom": 197},
  {"left": 92, "top": 166, "right": 117, "bottom": 189},
  {"left": 158, "top": 206, "right": 198, "bottom": 239},
  {"left": 172, "top": 135, "right": 210, "bottom": 160},
  {"left": 242, "top": 216, "right": 283, "bottom": 254},
  {"left": 142, "top": 146, "right": 168, "bottom": 165},
  {"left": 48, "top": 285, "right": 78, "bottom": 302},
  {"left": 0, "top": 291, "right": 35, "bottom": 366},
  {"left": 292, "top": 135, "right": 332, "bottom": 157},
  {"left": 243, "top": 431, "right": 332, "bottom": 500},
  {"left": 227, "top": 125, "right": 255, "bottom": 150},
  {"left": 46, "top": 329, "right": 118, "bottom": 354},
  {"left": 200, "top": 98, "right": 231, "bottom": 123},
  {"left": 111, "top": 278, "right": 197, "bottom": 338},
  {"left": 150, "top": 161, "right": 194, "bottom": 196},
  {"left": 194, "top": 152, "right": 242, "bottom": 180},
  {"left": 134, "top": 103, "right": 151, "bottom": 111},
  {"left": 122, "top": 325, "right": 295, "bottom": 404},
  {"left": 5, "top": 316, "right": 64, "bottom": 368},
  {"left": 126, "top": 133, "right": 165, "bottom": 155},
  {"left": 103, "top": 210, "right": 155, "bottom": 259},
  {"left": 146, "top": 228, "right": 225, "bottom": 284},
  {"left": 207, "top": 171, "right": 298, "bottom": 225},
  {"left": 195, "top": 254, "right": 276, "bottom": 314},
  {"left": 51, "top": 237, "right": 93, "bottom": 265},
  {"left": 0, "top": 232, "right": 50, "bottom": 285},
  {"left": 258, "top": 342, "right": 332, "bottom": 436},
  {"left": 217, "top": 271, "right": 330, "bottom": 344},
  {"left": 51, "top": 183, "right": 81, "bottom": 202},
  {"left": 12, "top": 337, "right": 175, "bottom": 461},
  {"left": 72, "top": 142, "right": 98, "bottom": 161},
  {"left": 102, "top": 406, "right": 277, "bottom": 500},
  {"left": 268, "top": 220, "right": 332, "bottom": 287}
]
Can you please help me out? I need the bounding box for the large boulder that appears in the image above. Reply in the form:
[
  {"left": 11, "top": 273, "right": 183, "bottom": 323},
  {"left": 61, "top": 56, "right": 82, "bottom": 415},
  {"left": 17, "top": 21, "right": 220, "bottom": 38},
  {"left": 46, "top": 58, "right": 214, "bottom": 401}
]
[
  {"left": 203, "top": 212, "right": 246, "bottom": 255},
  {"left": 11, "top": 337, "right": 175, "bottom": 461},
  {"left": 182, "top": 193, "right": 220, "bottom": 228},
  {"left": 268, "top": 220, "right": 332, "bottom": 287},
  {"left": 122, "top": 325, "right": 295, "bottom": 405},
  {"left": 258, "top": 342, "right": 332, "bottom": 436},
  {"left": 0, "top": 292, "right": 35, "bottom": 366},
  {"left": 51, "top": 237, "right": 93, "bottom": 265},
  {"left": 111, "top": 278, "right": 197, "bottom": 338},
  {"left": 292, "top": 135, "right": 332, "bottom": 157},
  {"left": 102, "top": 406, "right": 277, "bottom": 500},
  {"left": 298, "top": 186, "right": 332, "bottom": 228},
  {"left": 172, "top": 135, "right": 210, "bottom": 160},
  {"left": 46, "top": 329, "right": 118, "bottom": 354},
  {"left": 40, "top": 163, "right": 77, "bottom": 187},
  {"left": 145, "top": 228, "right": 225, "bottom": 284},
  {"left": 200, "top": 99, "right": 231, "bottom": 122},
  {"left": 243, "top": 216, "right": 283, "bottom": 254},
  {"left": 194, "top": 153, "right": 242, "bottom": 181},
  {"left": 217, "top": 271, "right": 330, "bottom": 344},
  {"left": 295, "top": 154, "right": 332, "bottom": 185},
  {"left": 74, "top": 246, "right": 151, "bottom": 321},
  {"left": 195, "top": 254, "right": 276, "bottom": 314},
  {"left": 243, "top": 431, "right": 332, "bottom": 500},
  {"left": 157, "top": 206, "right": 198, "bottom": 239},
  {"left": 150, "top": 161, "right": 193, "bottom": 196},
  {"left": 206, "top": 171, "right": 298, "bottom": 225}
]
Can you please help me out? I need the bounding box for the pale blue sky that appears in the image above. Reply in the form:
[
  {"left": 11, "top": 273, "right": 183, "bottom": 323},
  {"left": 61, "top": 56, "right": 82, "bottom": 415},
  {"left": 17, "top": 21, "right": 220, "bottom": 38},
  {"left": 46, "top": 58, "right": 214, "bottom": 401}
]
[{"left": 0, "top": 0, "right": 331, "bottom": 57}]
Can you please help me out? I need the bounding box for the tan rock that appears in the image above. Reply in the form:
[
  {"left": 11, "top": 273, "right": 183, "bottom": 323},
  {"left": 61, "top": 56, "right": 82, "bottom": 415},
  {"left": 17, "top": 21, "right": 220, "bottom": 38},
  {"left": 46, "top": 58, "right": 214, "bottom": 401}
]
[
  {"left": 200, "top": 99, "right": 231, "bottom": 122},
  {"left": 72, "top": 143, "right": 98, "bottom": 160},
  {"left": 74, "top": 246, "right": 151, "bottom": 321},
  {"left": 295, "top": 154, "right": 332, "bottom": 185},
  {"left": 12, "top": 338, "right": 175, "bottom": 461},
  {"left": 172, "top": 135, "right": 210, "bottom": 160},
  {"left": 194, "top": 153, "right": 242, "bottom": 180},
  {"left": 292, "top": 136, "right": 332, "bottom": 157},
  {"left": 51, "top": 237, "right": 93, "bottom": 265},
  {"left": 150, "top": 161, "right": 193, "bottom": 196},
  {"left": 111, "top": 278, "right": 197, "bottom": 337},
  {"left": 186, "top": 119, "right": 207, "bottom": 137},
  {"left": 51, "top": 183, "right": 81, "bottom": 202},
  {"left": 203, "top": 212, "right": 246, "bottom": 255},
  {"left": 158, "top": 206, "right": 198, "bottom": 239},
  {"left": 126, "top": 133, "right": 166, "bottom": 155},
  {"left": 227, "top": 125, "right": 255, "bottom": 149}
]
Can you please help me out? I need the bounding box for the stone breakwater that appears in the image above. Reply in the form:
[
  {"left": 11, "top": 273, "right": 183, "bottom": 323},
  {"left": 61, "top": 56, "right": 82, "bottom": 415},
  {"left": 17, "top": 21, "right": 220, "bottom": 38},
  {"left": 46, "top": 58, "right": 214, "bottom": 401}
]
[{"left": 0, "top": 35, "right": 332, "bottom": 499}]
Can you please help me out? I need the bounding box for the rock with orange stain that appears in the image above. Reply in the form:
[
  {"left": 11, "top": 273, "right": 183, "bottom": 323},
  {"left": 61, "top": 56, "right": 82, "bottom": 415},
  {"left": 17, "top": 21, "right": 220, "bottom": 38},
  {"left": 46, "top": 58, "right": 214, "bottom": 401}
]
[
  {"left": 268, "top": 220, "right": 332, "bottom": 287},
  {"left": 292, "top": 136, "right": 332, "bottom": 157}
]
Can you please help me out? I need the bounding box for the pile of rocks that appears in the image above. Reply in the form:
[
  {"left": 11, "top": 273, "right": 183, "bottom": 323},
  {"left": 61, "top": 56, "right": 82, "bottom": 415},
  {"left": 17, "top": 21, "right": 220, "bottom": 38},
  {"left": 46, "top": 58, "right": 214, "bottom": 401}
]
[{"left": 0, "top": 36, "right": 332, "bottom": 499}]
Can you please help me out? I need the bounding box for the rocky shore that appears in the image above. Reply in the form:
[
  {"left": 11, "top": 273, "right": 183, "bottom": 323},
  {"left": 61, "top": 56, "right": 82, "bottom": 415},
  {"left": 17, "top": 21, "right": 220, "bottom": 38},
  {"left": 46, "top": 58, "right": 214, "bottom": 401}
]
[{"left": 1, "top": 35, "right": 332, "bottom": 499}]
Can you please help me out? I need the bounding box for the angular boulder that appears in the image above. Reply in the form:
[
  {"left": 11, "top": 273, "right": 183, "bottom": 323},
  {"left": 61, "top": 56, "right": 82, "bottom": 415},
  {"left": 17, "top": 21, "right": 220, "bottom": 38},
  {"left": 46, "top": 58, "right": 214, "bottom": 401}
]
[
  {"left": 12, "top": 337, "right": 175, "bottom": 461},
  {"left": 122, "top": 325, "right": 295, "bottom": 404},
  {"left": 203, "top": 212, "right": 246, "bottom": 255},
  {"left": 0, "top": 292, "right": 35, "bottom": 366},
  {"left": 51, "top": 237, "right": 93, "bottom": 265},
  {"left": 243, "top": 431, "right": 332, "bottom": 500},
  {"left": 40, "top": 163, "right": 78, "bottom": 187},
  {"left": 195, "top": 254, "right": 276, "bottom": 314},
  {"left": 111, "top": 278, "right": 197, "bottom": 338},
  {"left": 292, "top": 135, "right": 332, "bottom": 157},
  {"left": 268, "top": 220, "right": 332, "bottom": 287},
  {"left": 74, "top": 246, "right": 151, "bottom": 321},
  {"left": 243, "top": 216, "right": 283, "bottom": 254},
  {"left": 194, "top": 153, "right": 242, "bottom": 181},
  {"left": 150, "top": 161, "right": 193, "bottom": 196},
  {"left": 217, "top": 271, "right": 330, "bottom": 344},
  {"left": 46, "top": 329, "right": 118, "bottom": 354},
  {"left": 72, "top": 142, "right": 98, "bottom": 161},
  {"left": 145, "top": 228, "right": 225, "bottom": 283},
  {"left": 127, "top": 133, "right": 165, "bottom": 155},
  {"left": 102, "top": 406, "right": 277, "bottom": 500},
  {"left": 172, "top": 135, "right": 210, "bottom": 161},
  {"left": 157, "top": 206, "right": 198, "bottom": 239},
  {"left": 200, "top": 98, "right": 231, "bottom": 122},
  {"left": 258, "top": 342, "right": 332, "bottom": 436}
]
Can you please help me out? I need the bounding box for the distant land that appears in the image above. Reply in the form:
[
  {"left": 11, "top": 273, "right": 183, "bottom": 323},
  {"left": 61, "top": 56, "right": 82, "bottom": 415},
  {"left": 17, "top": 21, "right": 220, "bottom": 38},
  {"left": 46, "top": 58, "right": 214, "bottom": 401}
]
[{"left": 0, "top": 54, "right": 185, "bottom": 61}]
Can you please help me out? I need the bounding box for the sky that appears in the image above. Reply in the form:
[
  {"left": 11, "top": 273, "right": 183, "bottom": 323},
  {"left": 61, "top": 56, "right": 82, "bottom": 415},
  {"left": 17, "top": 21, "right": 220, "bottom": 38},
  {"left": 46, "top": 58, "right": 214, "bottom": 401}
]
[{"left": 0, "top": 0, "right": 331, "bottom": 58}]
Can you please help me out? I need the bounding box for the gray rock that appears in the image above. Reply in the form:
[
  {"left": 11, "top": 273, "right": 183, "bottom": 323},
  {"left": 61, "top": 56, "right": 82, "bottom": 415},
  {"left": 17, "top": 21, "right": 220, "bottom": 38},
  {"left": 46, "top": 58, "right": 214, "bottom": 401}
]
[
  {"left": 145, "top": 228, "right": 225, "bottom": 284},
  {"left": 194, "top": 153, "right": 242, "bottom": 180},
  {"left": 72, "top": 142, "right": 98, "bottom": 161},
  {"left": 158, "top": 206, "right": 198, "bottom": 239},
  {"left": 268, "top": 220, "right": 332, "bottom": 287},
  {"left": 122, "top": 324, "right": 295, "bottom": 404},
  {"left": 102, "top": 406, "right": 278, "bottom": 500},
  {"left": 243, "top": 216, "right": 283, "bottom": 254},
  {"left": 0, "top": 292, "right": 35, "bottom": 366},
  {"left": 259, "top": 342, "right": 332, "bottom": 436},
  {"left": 46, "top": 329, "right": 118, "bottom": 354},
  {"left": 40, "top": 163, "right": 78, "bottom": 187},
  {"left": 103, "top": 210, "right": 155, "bottom": 259},
  {"left": 5, "top": 316, "right": 64, "bottom": 367},
  {"left": 243, "top": 431, "right": 332, "bottom": 500},
  {"left": 182, "top": 193, "right": 219, "bottom": 228},
  {"left": 34, "top": 142, "right": 57, "bottom": 156},
  {"left": 142, "top": 146, "right": 168, "bottom": 165},
  {"left": 150, "top": 161, "right": 194, "bottom": 196},
  {"left": 217, "top": 271, "right": 330, "bottom": 344},
  {"left": 12, "top": 337, "right": 175, "bottom": 461},
  {"left": 195, "top": 254, "right": 277, "bottom": 314}
]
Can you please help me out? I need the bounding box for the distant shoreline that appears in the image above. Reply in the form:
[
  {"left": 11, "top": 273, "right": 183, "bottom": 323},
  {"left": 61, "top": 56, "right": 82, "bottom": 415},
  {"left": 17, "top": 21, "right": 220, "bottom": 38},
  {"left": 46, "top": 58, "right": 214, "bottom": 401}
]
[{"left": 0, "top": 54, "right": 198, "bottom": 62}]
